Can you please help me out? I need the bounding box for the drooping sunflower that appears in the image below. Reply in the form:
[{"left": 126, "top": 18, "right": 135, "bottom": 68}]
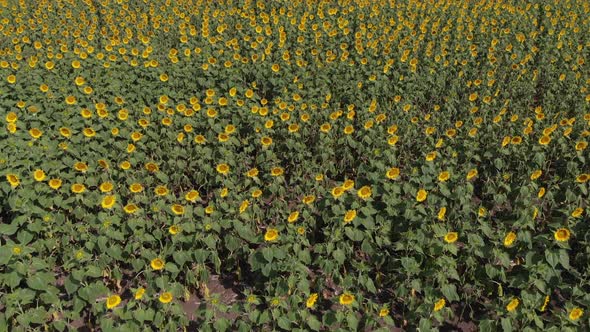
[
  {"left": 506, "top": 298, "right": 519, "bottom": 312},
  {"left": 433, "top": 298, "right": 446, "bottom": 312}
]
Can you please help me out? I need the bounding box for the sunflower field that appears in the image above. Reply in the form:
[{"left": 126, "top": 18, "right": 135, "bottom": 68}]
[{"left": 1, "top": 0, "right": 590, "bottom": 330}]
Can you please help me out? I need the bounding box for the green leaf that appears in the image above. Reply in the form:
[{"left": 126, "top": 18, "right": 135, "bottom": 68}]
[
  {"left": 501, "top": 318, "right": 513, "bottom": 332},
  {"left": 346, "top": 313, "right": 359, "bottom": 330},
  {"left": 307, "top": 316, "right": 322, "bottom": 331},
  {"left": 333, "top": 249, "right": 345, "bottom": 265},
  {"left": 559, "top": 250, "right": 570, "bottom": 269},
  {"left": 278, "top": 317, "right": 291, "bottom": 330},
  {"left": 213, "top": 318, "right": 230, "bottom": 332},
  {"left": 441, "top": 284, "right": 459, "bottom": 302},
  {"left": 545, "top": 250, "right": 558, "bottom": 268},
  {"left": 0, "top": 223, "right": 18, "bottom": 235},
  {"left": 27, "top": 273, "right": 53, "bottom": 291},
  {"left": 419, "top": 318, "right": 432, "bottom": 331}
]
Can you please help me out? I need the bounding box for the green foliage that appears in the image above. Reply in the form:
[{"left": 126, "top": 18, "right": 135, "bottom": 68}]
[{"left": 1, "top": 0, "right": 590, "bottom": 330}]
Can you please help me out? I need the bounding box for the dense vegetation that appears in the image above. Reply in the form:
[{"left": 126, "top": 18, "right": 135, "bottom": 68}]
[{"left": 1, "top": 0, "right": 589, "bottom": 331}]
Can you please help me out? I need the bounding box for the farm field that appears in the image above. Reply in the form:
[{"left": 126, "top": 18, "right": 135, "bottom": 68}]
[{"left": 1, "top": 0, "right": 590, "bottom": 331}]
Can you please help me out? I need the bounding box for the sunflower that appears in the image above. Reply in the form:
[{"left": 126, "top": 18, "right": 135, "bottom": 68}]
[
  {"left": 65, "top": 95, "right": 77, "bottom": 105},
  {"left": 216, "top": 163, "right": 230, "bottom": 175},
  {"left": 129, "top": 183, "right": 144, "bottom": 193},
  {"left": 29, "top": 128, "right": 42, "bottom": 139},
  {"left": 426, "top": 151, "right": 436, "bottom": 161},
  {"left": 434, "top": 298, "right": 446, "bottom": 312},
  {"left": 123, "top": 204, "right": 139, "bottom": 214},
  {"left": 93, "top": 159, "right": 107, "bottom": 170},
  {"left": 74, "top": 162, "right": 88, "bottom": 172},
  {"left": 71, "top": 183, "right": 86, "bottom": 194},
  {"left": 150, "top": 258, "right": 165, "bottom": 270},
  {"left": 320, "top": 123, "right": 331, "bottom": 133},
  {"left": 261, "top": 136, "right": 272, "bottom": 146},
  {"left": 444, "top": 232, "right": 458, "bottom": 243},
  {"left": 331, "top": 187, "right": 345, "bottom": 198},
  {"left": 344, "top": 210, "right": 357, "bottom": 224},
  {"left": 540, "top": 295, "right": 550, "bottom": 312},
  {"left": 530, "top": 170, "right": 542, "bottom": 180},
  {"left": 159, "top": 292, "right": 173, "bottom": 304},
  {"left": 287, "top": 211, "right": 299, "bottom": 223},
  {"left": 554, "top": 228, "right": 571, "bottom": 242},
  {"left": 238, "top": 200, "right": 250, "bottom": 214},
  {"left": 246, "top": 168, "right": 259, "bottom": 178},
  {"left": 271, "top": 167, "right": 284, "bottom": 176},
  {"left": 194, "top": 135, "right": 207, "bottom": 144},
  {"left": 101, "top": 195, "right": 116, "bottom": 209},
  {"left": 571, "top": 207, "right": 584, "bottom": 218},
  {"left": 342, "top": 179, "right": 355, "bottom": 191},
  {"left": 386, "top": 167, "right": 400, "bottom": 180},
  {"left": 438, "top": 171, "right": 450, "bottom": 182},
  {"left": 154, "top": 186, "right": 169, "bottom": 196},
  {"left": 306, "top": 293, "right": 319, "bottom": 308},
  {"left": 466, "top": 169, "right": 478, "bottom": 180},
  {"left": 100, "top": 182, "right": 114, "bottom": 193},
  {"left": 185, "top": 190, "right": 200, "bottom": 202},
  {"left": 503, "top": 231, "right": 517, "bottom": 247},
  {"left": 416, "top": 189, "right": 428, "bottom": 202},
  {"left": 5, "top": 112, "right": 17, "bottom": 123},
  {"left": 217, "top": 133, "right": 229, "bottom": 142},
  {"left": 6, "top": 174, "right": 19, "bottom": 187},
  {"left": 437, "top": 207, "right": 447, "bottom": 221},
  {"left": 302, "top": 195, "right": 315, "bottom": 205},
  {"left": 135, "top": 288, "right": 145, "bottom": 300},
  {"left": 33, "top": 169, "right": 46, "bottom": 182},
  {"left": 569, "top": 307, "right": 584, "bottom": 321},
  {"left": 171, "top": 204, "right": 185, "bottom": 215},
  {"left": 339, "top": 293, "right": 355, "bottom": 306},
  {"left": 357, "top": 186, "right": 372, "bottom": 200},
  {"left": 343, "top": 125, "right": 354, "bottom": 135},
  {"left": 576, "top": 141, "right": 588, "bottom": 151},
  {"left": 506, "top": 298, "right": 519, "bottom": 312},
  {"left": 145, "top": 162, "right": 159, "bottom": 173},
  {"left": 264, "top": 228, "right": 279, "bottom": 242},
  {"left": 538, "top": 135, "right": 551, "bottom": 145},
  {"left": 511, "top": 136, "right": 522, "bottom": 144},
  {"left": 169, "top": 225, "right": 181, "bottom": 235},
  {"left": 106, "top": 295, "right": 121, "bottom": 309},
  {"left": 576, "top": 174, "right": 589, "bottom": 183},
  {"left": 48, "top": 179, "right": 62, "bottom": 190}
]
